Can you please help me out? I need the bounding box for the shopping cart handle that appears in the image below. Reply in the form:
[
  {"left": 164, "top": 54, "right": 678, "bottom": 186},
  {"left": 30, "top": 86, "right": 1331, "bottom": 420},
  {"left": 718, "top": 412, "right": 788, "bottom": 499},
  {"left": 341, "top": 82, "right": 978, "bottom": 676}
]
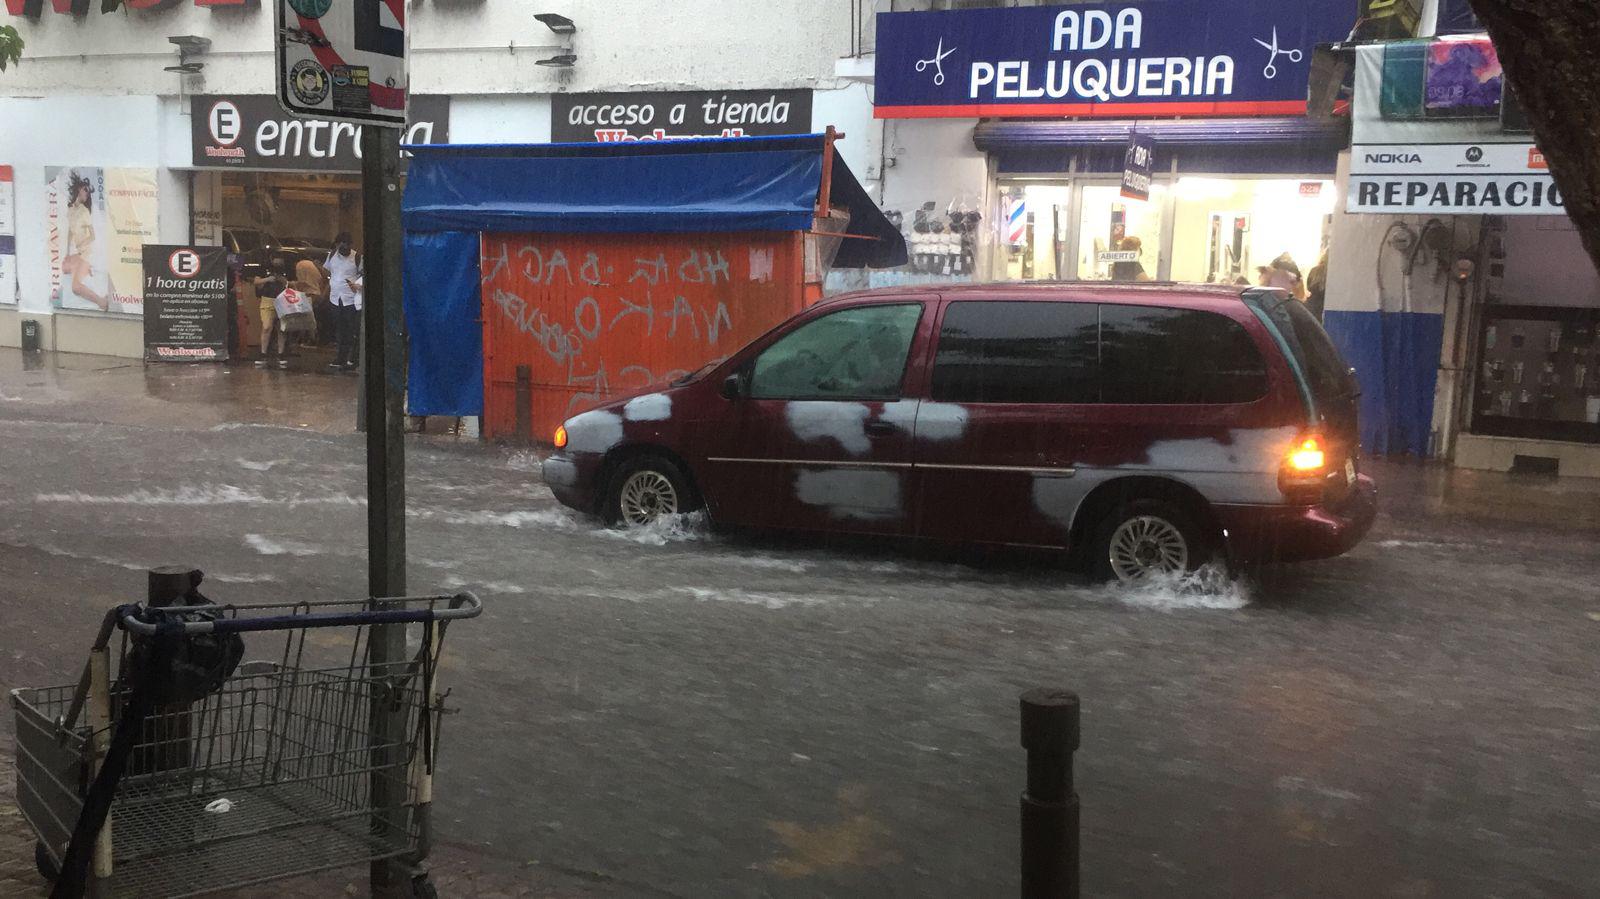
[{"left": 119, "top": 592, "right": 483, "bottom": 636}]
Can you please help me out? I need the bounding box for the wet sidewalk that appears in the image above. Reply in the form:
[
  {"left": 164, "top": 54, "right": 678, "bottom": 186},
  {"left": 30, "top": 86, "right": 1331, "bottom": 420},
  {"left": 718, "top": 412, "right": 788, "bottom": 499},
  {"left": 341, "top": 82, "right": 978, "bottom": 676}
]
[{"left": 0, "top": 346, "right": 364, "bottom": 435}]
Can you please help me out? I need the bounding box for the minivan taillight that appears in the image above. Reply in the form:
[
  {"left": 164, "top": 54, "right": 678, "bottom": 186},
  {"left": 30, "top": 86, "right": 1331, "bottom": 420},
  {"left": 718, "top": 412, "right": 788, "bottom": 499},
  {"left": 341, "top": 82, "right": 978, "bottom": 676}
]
[{"left": 1279, "top": 434, "right": 1328, "bottom": 503}]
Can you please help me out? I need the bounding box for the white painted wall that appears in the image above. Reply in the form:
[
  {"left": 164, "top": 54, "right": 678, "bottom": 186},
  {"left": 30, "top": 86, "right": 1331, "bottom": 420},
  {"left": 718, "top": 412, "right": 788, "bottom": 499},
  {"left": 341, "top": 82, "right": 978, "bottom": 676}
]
[
  {"left": 1326, "top": 152, "right": 1478, "bottom": 317},
  {"left": 811, "top": 84, "right": 880, "bottom": 190},
  {"left": 1, "top": 1, "right": 860, "bottom": 98}
]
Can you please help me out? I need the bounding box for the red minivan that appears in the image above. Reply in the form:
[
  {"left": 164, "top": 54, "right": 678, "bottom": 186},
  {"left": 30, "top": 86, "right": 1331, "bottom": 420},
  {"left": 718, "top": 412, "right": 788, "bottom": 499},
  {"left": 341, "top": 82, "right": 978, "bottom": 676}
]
[{"left": 542, "top": 284, "right": 1377, "bottom": 581}]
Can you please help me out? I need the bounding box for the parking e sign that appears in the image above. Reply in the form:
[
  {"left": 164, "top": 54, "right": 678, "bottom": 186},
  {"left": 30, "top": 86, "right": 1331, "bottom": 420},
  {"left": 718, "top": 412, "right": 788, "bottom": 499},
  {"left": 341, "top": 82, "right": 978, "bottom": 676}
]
[{"left": 275, "top": 0, "right": 409, "bottom": 126}]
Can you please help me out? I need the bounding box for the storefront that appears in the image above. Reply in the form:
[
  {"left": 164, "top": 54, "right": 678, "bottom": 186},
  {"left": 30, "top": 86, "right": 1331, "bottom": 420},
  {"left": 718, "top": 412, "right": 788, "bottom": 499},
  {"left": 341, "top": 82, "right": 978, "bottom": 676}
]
[
  {"left": 0, "top": 0, "right": 879, "bottom": 365},
  {"left": 1330, "top": 35, "right": 1600, "bottom": 477},
  {"left": 856, "top": 1, "right": 1355, "bottom": 292},
  {"left": 980, "top": 119, "right": 1343, "bottom": 284},
  {"left": 186, "top": 93, "right": 451, "bottom": 356}
]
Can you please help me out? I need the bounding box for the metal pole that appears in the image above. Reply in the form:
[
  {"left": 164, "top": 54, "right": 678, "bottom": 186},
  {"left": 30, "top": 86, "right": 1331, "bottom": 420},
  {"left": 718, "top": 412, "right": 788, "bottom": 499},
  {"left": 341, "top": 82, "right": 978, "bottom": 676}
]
[
  {"left": 361, "top": 123, "right": 408, "bottom": 898},
  {"left": 1020, "top": 688, "right": 1080, "bottom": 899}
]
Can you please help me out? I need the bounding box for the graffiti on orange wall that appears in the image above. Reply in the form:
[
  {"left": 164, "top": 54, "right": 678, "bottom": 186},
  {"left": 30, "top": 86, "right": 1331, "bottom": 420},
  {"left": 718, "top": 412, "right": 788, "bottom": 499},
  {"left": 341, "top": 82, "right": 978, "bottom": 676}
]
[{"left": 480, "top": 231, "right": 804, "bottom": 441}]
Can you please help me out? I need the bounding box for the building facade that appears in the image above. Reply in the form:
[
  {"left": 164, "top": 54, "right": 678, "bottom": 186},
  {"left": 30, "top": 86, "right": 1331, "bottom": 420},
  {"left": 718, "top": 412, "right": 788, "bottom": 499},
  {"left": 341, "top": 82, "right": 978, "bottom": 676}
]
[{"left": 0, "top": 0, "right": 883, "bottom": 356}]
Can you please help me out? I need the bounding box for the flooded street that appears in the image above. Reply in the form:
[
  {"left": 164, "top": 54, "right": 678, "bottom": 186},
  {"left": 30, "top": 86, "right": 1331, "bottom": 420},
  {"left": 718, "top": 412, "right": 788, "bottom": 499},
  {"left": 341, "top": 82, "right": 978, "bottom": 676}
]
[{"left": 2, "top": 354, "right": 1597, "bottom": 896}]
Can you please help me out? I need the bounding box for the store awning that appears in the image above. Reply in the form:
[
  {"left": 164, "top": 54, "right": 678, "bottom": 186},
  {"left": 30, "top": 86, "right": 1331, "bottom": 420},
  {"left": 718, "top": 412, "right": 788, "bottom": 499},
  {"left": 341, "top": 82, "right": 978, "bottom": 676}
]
[
  {"left": 973, "top": 117, "right": 1350, "bottom": 152},
  {"left": 402, "top": 135, "right": 906, "bottom": 269}
]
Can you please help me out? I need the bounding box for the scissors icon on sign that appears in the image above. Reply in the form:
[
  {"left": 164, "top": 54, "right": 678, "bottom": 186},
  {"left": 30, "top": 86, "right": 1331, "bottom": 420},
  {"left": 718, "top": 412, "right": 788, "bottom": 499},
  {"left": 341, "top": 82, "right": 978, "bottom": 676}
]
[
  {"left": 916, "top": 37, "right": 956, "bottom": 86},
  {"left": 1253, "top": 26, "right": 1303, "bottom": 80}
]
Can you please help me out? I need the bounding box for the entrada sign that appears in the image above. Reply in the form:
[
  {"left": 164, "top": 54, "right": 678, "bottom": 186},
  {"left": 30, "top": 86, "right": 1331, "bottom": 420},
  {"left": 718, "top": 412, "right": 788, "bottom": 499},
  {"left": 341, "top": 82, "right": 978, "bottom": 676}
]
[
  {"left": 874, "top": 2, "right": 1354, "bottom": 119},
  {"left": 190, "top": 94, "right": 448, "bottom": 171}
]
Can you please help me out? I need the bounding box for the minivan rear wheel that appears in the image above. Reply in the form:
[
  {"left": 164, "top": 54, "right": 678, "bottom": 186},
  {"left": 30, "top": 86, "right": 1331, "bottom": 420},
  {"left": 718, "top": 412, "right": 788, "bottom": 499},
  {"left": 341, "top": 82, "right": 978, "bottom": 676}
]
[{"left": 1090, "top": 498, "right": 1211, "bottom": 583}]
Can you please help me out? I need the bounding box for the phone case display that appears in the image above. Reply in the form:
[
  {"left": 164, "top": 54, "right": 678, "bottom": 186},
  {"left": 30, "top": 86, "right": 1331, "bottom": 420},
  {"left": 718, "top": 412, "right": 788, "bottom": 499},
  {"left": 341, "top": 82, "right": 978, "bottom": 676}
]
[{"left": 1475, "top": 313, "right": 1600, "bottom": 435}]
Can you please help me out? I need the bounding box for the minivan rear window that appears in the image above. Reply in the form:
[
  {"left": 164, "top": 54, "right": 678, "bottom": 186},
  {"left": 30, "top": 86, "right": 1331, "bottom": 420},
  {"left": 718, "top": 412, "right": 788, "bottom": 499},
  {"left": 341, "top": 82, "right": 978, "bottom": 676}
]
[
  {"left": 931, "top": 301, "right": 1098, "bottom": 404},
  {"left": 1247, "top": 291, "right": 1351, "bottom": 405},
  {"left": 1099, "top": 305, "right": 1269, "bottom": 405}
]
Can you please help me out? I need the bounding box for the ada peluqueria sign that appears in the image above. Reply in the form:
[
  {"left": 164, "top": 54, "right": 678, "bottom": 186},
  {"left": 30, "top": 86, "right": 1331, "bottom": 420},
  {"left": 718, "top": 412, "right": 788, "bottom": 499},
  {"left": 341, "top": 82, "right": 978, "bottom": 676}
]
[
  {"left": 276, "top": 0, "right": 408, "bottom": 126},
  {"left": 143, "top": 245, "right": 230, "bottom": 362},
  {"left": 1348, "top": 40, "right": 1558, "bottom": 214},
  {"left": 874, "top": 2, "right": 1354, "bottom": 118}
]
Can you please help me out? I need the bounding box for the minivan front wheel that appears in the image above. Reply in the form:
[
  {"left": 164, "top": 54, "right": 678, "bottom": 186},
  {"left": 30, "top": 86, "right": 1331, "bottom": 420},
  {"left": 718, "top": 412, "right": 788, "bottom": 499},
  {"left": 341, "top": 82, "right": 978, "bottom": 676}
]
[
  {"left": 1091, "top": 498, "right": 1211, "bottom": 583},
  {"left": 603, "top": 454, "right": 695, "bottom": 527}
]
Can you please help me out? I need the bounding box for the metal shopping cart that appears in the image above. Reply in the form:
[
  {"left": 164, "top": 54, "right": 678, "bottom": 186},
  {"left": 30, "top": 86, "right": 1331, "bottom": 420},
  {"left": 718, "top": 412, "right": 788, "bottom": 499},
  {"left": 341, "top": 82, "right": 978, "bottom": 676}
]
[{"left": 11, "top": 578, "right": 482, "bottom": 898}]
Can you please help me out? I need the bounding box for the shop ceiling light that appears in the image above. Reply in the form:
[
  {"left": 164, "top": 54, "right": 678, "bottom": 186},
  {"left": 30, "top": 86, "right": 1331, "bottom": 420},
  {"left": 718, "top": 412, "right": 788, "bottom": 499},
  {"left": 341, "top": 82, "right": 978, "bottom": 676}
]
[
  {"left": 534, "top": 13, "right": 576, "bottom": 35},
  {"left": 535, "top": 53, "right": 578, "bottom": 67}
]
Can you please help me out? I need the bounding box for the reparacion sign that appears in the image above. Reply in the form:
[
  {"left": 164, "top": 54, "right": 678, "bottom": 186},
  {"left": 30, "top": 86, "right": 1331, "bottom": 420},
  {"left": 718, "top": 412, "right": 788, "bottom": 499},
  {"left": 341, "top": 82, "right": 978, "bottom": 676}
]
[
  {"left": 874, "top": 1, "right": 1353, "bottom": 119},
  {"left": 1348, "top": 144, "right": 1560, "bottom": 213}
]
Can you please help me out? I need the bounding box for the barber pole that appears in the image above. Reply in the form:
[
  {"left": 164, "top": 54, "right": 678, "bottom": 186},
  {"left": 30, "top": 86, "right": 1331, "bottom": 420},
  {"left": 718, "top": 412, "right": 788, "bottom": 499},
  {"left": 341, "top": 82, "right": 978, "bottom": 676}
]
[{"left": 1007, "top": 198, "right": 1027, "bottom": 244}]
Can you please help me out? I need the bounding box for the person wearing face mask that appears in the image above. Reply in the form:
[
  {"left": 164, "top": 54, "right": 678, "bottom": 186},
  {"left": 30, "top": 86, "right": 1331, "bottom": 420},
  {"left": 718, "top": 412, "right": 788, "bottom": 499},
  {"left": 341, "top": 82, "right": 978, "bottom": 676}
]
[{"left": 324, "top": 232, "right": 363, "bottom": 372}]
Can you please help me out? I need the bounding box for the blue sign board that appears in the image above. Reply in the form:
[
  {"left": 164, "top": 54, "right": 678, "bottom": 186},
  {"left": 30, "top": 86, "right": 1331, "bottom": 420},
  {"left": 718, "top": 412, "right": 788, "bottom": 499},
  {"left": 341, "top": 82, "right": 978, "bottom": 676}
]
[{"left": 874, "top": 1, "right": 1355, "bottom": 119}]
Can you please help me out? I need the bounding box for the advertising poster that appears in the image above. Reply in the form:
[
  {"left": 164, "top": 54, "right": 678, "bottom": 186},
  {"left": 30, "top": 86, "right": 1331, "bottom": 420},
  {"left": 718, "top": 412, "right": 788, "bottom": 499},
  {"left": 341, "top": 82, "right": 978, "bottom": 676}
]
[
  {"left": 0, "top": 165, "right": 15, "bottom": 306},
  {"left": 44, "top": 167, "right": 159, "bottom": 314},
  {"left": 142, "top": 244, "right": 230, "bottom": 362}
]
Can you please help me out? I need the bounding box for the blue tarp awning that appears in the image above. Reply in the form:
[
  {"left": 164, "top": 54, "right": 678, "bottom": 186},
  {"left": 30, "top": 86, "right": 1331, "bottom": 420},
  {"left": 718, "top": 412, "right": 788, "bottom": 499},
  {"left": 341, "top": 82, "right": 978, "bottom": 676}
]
[
  {"left": 402, "top": 134, "right": 906, "bottom": 268},
  {"left": 401, "top": 134, "right": 906, "bottom": 418}
]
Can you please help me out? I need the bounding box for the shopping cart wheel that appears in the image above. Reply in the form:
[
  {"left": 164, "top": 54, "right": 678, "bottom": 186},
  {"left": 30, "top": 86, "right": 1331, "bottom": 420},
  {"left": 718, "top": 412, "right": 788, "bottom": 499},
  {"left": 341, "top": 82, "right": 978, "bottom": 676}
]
[
  {"left": 409, "top": 875, "right": 438, "bottom": 899},
  {"left": 34, "top": 840, "right": 60, "bottom": 882}
]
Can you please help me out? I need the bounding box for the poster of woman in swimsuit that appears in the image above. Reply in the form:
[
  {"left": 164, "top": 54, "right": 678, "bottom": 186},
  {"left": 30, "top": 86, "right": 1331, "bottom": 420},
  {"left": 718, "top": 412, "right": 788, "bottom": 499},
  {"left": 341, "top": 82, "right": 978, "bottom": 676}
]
[{"left": 44, "top": 167, "right": 158, "bottom": 314}]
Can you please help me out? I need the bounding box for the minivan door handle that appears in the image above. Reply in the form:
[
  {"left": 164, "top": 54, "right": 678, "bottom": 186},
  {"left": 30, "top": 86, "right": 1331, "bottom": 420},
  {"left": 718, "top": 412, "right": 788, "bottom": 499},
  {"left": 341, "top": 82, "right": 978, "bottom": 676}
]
[{"left": 864, "top": 420, "right": 898, "bottom": 436}]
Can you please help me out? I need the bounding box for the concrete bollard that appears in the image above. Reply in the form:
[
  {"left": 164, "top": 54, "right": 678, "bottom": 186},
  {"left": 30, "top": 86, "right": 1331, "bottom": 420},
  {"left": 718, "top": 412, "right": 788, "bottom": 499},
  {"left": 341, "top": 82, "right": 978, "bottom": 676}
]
[{"left": 1020, "top": 687, "right": 1079, "bottom": 899}]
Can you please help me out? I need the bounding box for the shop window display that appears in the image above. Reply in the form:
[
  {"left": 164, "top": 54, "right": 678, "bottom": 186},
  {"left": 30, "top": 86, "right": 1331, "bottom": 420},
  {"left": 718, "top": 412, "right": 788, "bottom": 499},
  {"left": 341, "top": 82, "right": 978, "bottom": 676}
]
[
  {"left": 1473, "top": 310, "right": 1600, "bottom": 444},
  {"left": 1001, "top": 184, "right": 1071, "bottom": 281},
  {"left": 1075, "top": 184, "right": 1164, "bottom": 281},
  {"left": 1168, "top": 177, "right": 1334, "bottom": 285}
]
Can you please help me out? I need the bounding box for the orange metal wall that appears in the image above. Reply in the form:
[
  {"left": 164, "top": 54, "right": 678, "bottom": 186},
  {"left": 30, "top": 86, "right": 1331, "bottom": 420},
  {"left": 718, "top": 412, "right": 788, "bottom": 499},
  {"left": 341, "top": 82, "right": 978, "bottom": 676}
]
[{"left": 481, "top": 231, "right": 807, "bottom": 442}]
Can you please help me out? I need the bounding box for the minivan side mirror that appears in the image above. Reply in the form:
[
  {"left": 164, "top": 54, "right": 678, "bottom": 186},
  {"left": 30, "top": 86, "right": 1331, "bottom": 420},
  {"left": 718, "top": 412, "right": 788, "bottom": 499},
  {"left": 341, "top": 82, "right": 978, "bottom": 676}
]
[{"left": 721, "top": 372, "right": 746, "bottom": 400}]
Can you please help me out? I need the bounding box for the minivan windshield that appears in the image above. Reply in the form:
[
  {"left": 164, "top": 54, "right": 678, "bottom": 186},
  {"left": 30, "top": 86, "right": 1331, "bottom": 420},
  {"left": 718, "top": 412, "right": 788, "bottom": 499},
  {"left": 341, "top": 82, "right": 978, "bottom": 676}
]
[{"left": 1246, "top": 290, "right": 1352, "bottom": 405}]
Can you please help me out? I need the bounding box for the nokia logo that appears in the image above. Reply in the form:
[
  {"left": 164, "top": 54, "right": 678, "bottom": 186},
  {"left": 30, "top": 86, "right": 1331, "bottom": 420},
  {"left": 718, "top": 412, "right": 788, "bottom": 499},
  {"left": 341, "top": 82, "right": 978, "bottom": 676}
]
[{"left": 1365, "top": 152, "right": 1422, "bottom": 164}]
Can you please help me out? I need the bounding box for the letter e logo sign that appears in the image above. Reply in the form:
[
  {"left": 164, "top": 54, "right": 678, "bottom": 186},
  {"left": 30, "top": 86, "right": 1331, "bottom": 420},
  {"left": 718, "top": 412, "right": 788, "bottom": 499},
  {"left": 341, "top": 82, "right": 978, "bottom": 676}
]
[
  {"left": 168, "top": 249, "right": 202, "bottom": 278},
  {"left": 209, "top": 101, "right": 242, "bottom": 147}
]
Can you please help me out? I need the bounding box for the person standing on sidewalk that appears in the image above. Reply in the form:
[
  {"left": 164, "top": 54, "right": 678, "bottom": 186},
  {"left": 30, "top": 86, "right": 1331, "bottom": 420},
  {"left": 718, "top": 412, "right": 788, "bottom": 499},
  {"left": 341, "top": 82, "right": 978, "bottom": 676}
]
[
  {"left": 251, "top": 256, "right": 290, "bottom": 367},
  {"left": 325, "top": 233, "right": 362, "bottom": 371},
  {"left": 294, "top": 254, "right": 327, "bottom": 346}
]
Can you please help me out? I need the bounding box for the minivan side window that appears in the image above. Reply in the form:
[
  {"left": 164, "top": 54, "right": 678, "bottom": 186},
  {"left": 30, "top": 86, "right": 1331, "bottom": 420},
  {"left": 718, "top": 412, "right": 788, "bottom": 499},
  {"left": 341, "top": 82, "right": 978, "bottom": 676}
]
[
  {"left": 1100, "top": 304, "right": 1268, "bottom": 404},
  {"left": 749, "top": 303, "right": 923, "bottom": 400},
  {"left": 931, "top": 301, "right": 1099, "bottom": 404}
]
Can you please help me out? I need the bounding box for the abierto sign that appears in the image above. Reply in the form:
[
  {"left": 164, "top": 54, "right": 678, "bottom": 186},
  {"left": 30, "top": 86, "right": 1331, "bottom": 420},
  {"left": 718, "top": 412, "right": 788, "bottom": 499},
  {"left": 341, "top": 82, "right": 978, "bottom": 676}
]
[
  {"left": 276, "top": 0, "right": 408, "bottom": 126},
  {"left": 551, "top": 90, "right": 813, "bottom": 143},
  {"left": 191, "top": 95, "right": 449, "bottom": 171},
  {"left": 874, "top": 2, "right": 1354, "bottom": 119}
]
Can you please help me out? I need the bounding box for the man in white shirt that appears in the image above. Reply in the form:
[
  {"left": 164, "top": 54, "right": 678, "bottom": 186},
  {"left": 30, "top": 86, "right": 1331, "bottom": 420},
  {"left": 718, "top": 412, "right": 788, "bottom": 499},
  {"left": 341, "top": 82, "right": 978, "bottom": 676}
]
[{"left": 325, "top": 232, "right": 362, "bottom": 371}]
